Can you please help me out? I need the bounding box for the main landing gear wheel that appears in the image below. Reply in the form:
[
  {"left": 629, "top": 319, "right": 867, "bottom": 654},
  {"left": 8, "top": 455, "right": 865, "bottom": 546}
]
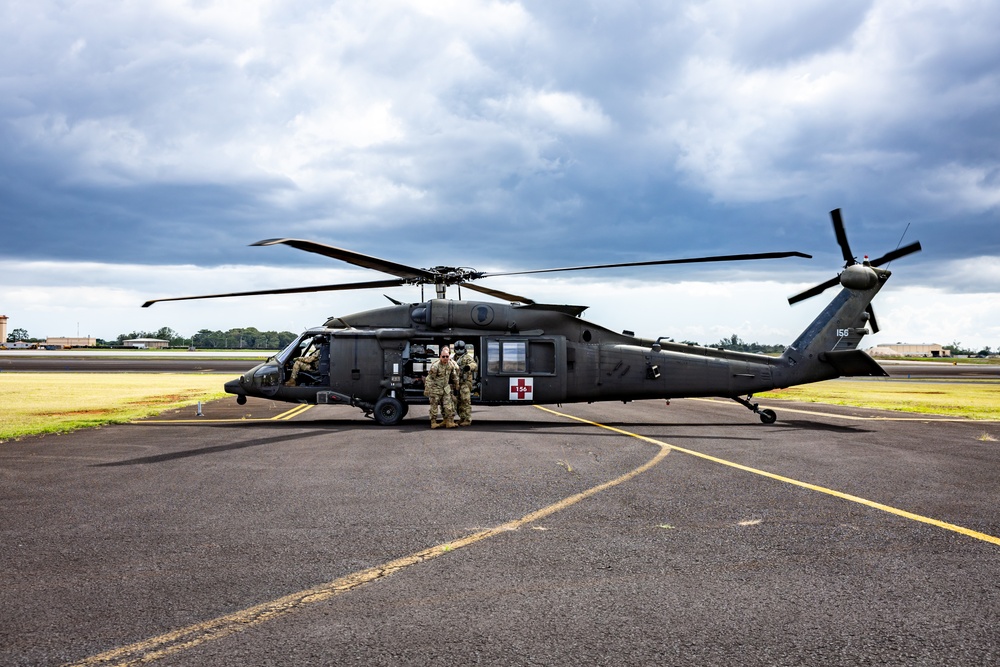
[{"left": 373, "top": 396, "right": 405, "bottom": 426}]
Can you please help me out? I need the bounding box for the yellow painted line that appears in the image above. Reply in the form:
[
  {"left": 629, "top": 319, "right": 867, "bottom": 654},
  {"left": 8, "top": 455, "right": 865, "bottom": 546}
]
[
  {"left": 689, "top": 397, "right": 999, "bottom": 422},
  {"left": 67, "top": 404, "right": 1000, "bottom": 665},
  {"left": 66, "top": 412, "right": 671, "bottom": 666},
  {"left": 136, "top": 404, "right": 315, "bottom": 425},
  {"left": 539, "top": 405, "right": 1000, "bottom": 547},
  {"left": 272, "top": 404, "right": 314, "bottom": 421}
]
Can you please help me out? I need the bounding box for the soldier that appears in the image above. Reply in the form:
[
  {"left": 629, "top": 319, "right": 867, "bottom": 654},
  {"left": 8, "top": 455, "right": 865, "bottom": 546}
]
[
  {"left": 285, "top": 340, "right": 320, "bottom": 386},
  {"left": 424, "top": 345, "right": 460, "bottom": 428},
  {"left": 452, "top": 340, "right": 478, "bottom": 426}
]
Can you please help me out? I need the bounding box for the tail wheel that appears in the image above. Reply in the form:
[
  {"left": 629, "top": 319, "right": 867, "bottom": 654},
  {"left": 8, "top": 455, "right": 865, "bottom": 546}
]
[
  {"left": 759, "top": 408, "right": 777, "bottom": 424},
  {"left": 373, "top": 396, "right": 405, "bottom": 426}
]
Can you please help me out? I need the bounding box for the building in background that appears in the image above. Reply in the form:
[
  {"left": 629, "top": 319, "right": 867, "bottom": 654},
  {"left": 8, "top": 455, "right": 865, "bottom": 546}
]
[
  {"left": 0, "top": 315, "right": 7, "bottom": 343},
  {"left": 45, "top": 336, "right": 99, "bottom": 348},
  {"left": 123, "top": 337, "right": 170, "bottom": 349},
  {"left": 868, "top": 343, "right": 950, "bottom": 358}
]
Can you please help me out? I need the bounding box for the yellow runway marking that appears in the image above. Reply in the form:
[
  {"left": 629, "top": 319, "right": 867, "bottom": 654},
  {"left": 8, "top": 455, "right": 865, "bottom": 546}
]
[
  {"left": 273, "top": 404, "right": 314, "bottom": 420},
  {"left": 139, "top": 404, "right": 315, "bottom": 424},
  {"left": 544, "top": 405, "right": 1000, "bottom": 547},
  {"left": 67, "top": 411, "right": 670, "bottom": 666},
  {"left": 69, "top": 404, "right": 998, "bottom": 665}
]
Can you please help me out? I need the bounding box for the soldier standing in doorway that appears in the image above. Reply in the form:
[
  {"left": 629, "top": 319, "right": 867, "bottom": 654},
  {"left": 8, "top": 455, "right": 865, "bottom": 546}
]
[
  {"left": 452, "top": 340, "right": 477, "bottom": 426},
  {"left": 424, "top": 345, "right": 460, "bottom": 428}
]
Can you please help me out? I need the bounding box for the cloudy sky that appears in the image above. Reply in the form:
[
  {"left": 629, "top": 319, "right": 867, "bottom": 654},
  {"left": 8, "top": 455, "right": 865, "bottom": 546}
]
[{"left": 2, "top": 0, "right": 999, "bottom": 349}]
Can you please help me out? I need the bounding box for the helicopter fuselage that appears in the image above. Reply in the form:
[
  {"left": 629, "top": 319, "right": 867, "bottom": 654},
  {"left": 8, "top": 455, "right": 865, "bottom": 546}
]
[{"left": 224, "top": 297, "right": 851, "bottom": 425}]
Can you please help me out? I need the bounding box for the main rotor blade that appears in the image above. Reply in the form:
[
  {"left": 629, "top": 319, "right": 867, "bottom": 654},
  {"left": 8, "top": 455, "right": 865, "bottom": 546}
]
[
  {"left": 831, "top": 208, "right": 855, "bottom": 265},
  {"left": 142, "top": 278, "right": 406, "bottom": 307},
  {"left": 459, "top": 282, "right": 536, "bottom": 305},
  {"left": 868, "top": 241, "right": 922, "bottom": 267},
  {"left": 253, "top": 238, "right": 438, "bottom": 282},
  {"left": 480, "top": 251, "right": 812, "bottom": 278},
  {"left": 787, "top": 275, "right": 841, "bottom": 305}
]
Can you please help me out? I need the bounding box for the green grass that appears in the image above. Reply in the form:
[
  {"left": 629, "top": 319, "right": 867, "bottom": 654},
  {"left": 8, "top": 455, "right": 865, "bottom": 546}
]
[
  {"left": 763, "top": 380, "right": 1000, "bottom": 420},
  {"left": 0, "top": 373, "right": 228, "bottom": 442}
]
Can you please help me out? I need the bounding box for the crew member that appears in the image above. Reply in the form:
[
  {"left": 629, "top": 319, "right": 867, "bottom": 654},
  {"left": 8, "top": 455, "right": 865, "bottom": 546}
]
[
  {"left": 286, "top": 340, "right": 320, "bottom": 386},
  {"left": 424, "top": 345, "right": 460, "bottom": 428},
  {"left": 452, "top": 340, "right": 478, "bottom": 426}
]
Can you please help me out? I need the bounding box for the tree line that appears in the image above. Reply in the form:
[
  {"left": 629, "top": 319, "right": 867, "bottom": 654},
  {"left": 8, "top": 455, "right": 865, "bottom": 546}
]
[
  {"left": 112, "top": 327, "right": 299, "bottom": 349},
  {"left": 5, "top": 326, "right": 297, "bottom": 349}
]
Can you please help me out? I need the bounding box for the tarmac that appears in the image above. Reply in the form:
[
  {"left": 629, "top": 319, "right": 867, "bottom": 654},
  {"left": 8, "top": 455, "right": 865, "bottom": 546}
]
[{"left": 2, "top": 394, "right": 999, "bottom": 666}]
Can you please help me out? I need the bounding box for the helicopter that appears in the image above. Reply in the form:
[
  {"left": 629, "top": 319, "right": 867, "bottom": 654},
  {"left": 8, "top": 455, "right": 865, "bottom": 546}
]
[{"left": 143, "top": 209, "right": 920, "bottom": 426}]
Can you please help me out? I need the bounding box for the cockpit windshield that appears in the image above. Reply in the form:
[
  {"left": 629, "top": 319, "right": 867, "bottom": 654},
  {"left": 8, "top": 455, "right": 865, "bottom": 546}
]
[{"left": 276, "top": 334, "right": 309, "bottom": 364}]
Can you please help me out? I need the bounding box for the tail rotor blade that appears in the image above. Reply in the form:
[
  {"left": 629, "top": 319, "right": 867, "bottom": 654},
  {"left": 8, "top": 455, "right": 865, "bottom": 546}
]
[
  {"left": 866, "top": 305, "right": 880, "bottom": 334},
  {"left": 788, "top": 275, "right": 841, "bottom": 305},
  {"left": 831, "top": 208, "right": 855, "bottom": 265}
]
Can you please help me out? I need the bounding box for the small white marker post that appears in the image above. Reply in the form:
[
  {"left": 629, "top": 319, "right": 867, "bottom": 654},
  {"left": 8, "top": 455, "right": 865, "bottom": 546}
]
[{"left": 196, "top": 401, "right": 203, "bottom": 417}]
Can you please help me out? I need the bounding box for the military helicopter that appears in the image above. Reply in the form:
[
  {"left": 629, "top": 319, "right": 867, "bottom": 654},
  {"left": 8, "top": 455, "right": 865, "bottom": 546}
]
[{"left": 143, "top": 209, "right": 920, "bottom": 425}]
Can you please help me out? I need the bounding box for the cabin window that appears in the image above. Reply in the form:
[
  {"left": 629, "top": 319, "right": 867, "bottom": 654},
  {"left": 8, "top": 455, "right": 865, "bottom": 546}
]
[
  {"left": 487, "top": 340, "right": 555, "bottom": 375},
  {"left": 529, "top": 341, "right": 556, "bottom": 374}
]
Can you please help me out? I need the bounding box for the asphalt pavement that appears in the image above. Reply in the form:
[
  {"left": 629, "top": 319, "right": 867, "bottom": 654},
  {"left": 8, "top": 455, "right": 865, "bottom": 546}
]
[{"left": 2, "top": 395, "right": 998, "bottom": 666}]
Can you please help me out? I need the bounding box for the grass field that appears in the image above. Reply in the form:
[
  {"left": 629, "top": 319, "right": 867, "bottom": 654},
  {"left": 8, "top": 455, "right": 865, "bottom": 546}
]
[
  {"left": 763, "top": 379, "right": 1000, "bottom": 421},
  {"left": 0, "top": 373, "right": 228, "bottom": 442}
]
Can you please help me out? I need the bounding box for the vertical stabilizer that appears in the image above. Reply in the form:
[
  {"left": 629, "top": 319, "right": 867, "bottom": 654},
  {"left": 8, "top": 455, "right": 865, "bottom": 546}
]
[{"left": 775, "top": 268, "right": 890, "bottom": 387}]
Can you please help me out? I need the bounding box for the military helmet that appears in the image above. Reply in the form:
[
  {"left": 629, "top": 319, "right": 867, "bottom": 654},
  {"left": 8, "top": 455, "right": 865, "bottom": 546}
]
[{"left": 453, "top": 340, "right": 466, "bottom": 355}]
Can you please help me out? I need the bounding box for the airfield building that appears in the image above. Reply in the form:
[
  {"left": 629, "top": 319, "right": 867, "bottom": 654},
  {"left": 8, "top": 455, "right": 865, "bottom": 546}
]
[
  {"left": 123, "top": 337, "right": 170, "bottom": 349},
  {"left": 868, "top": 343, "right": 950, "bottom": 358},
  {"left": 45, "top": 337, "right": 99, "bottom": 348}
]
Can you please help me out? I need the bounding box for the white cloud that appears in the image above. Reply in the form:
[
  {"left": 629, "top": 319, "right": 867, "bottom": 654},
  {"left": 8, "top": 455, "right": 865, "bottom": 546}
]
[
  {"left": 503, "top": 90, "right": 613, "bottom": 135},
  {"left": 1, "top": 0, "right": 998, "bottom": 347}
]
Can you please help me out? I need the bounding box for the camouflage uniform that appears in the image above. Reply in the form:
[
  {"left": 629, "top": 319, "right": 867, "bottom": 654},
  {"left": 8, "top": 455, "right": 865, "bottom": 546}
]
[
  {"left": 424, "top": 353, "right": 460, "bottom": 428},
  {"left": 453, "top": 344, "right": 478, "bottom": 426},
  {"left": 286, "top": 347, "right": 319, "bottom": 385}
]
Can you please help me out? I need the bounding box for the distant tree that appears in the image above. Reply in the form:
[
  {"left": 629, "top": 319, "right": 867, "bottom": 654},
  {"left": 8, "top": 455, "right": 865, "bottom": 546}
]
[
  {"left": 190, "top": 328, "right": 297, "bottom": 349},
  {"left": 7, "top": 328, "right": 30, "bottom": 342},
  {"left": 713, "top": 334, "right": 785, "bottom": 354},
  {"left": 944, "top": 341, "right": 974, "bottom": 356},
  {"left": 716, "top": 334, "right": 746, "bottom": 350}
]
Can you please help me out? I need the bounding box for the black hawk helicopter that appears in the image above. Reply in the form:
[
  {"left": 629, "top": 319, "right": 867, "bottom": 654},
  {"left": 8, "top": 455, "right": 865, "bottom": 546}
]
[{"left": 143, "top": 209, "right": 920, "bottom": 425}]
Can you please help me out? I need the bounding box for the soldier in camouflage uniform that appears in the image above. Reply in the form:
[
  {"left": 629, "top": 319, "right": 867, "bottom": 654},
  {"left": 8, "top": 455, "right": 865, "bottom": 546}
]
[
  {"left": 452, "top": 340, "right": 478, "bottom": 426},
  {"left": 423, "top": 346, "right": 460, "bottom": 428},
  {"left": 285, "top": 339, "right": 321, "bottom": 386}
]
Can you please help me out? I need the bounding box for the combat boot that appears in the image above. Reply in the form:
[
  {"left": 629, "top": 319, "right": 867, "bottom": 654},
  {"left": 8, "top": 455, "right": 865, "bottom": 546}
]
[
  {"left": 458, "top": 419, "right": 472, "bottom": 427},
  {"left": 443, "top": 418, "right": 458, "bottom": 428},
  {"left": 430, "top": 420, "right": 441, "bottom": 429}
]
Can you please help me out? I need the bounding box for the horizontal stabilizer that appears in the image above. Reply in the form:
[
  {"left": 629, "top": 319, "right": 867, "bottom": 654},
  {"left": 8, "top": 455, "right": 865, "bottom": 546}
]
[{"left": 818, "top": 350, "right": 889, "bottom": 377}]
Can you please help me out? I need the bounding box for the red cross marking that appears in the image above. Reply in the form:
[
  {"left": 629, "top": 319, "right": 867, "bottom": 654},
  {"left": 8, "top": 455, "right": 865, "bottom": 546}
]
[{"left": 510, "top": 378, "right": 533, "bottom": 399}]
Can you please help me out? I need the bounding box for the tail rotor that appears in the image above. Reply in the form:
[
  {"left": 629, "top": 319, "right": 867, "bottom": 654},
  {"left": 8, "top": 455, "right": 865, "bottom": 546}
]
[{"left": 787, "top": 209, "right": 921, "bottom": 334}]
